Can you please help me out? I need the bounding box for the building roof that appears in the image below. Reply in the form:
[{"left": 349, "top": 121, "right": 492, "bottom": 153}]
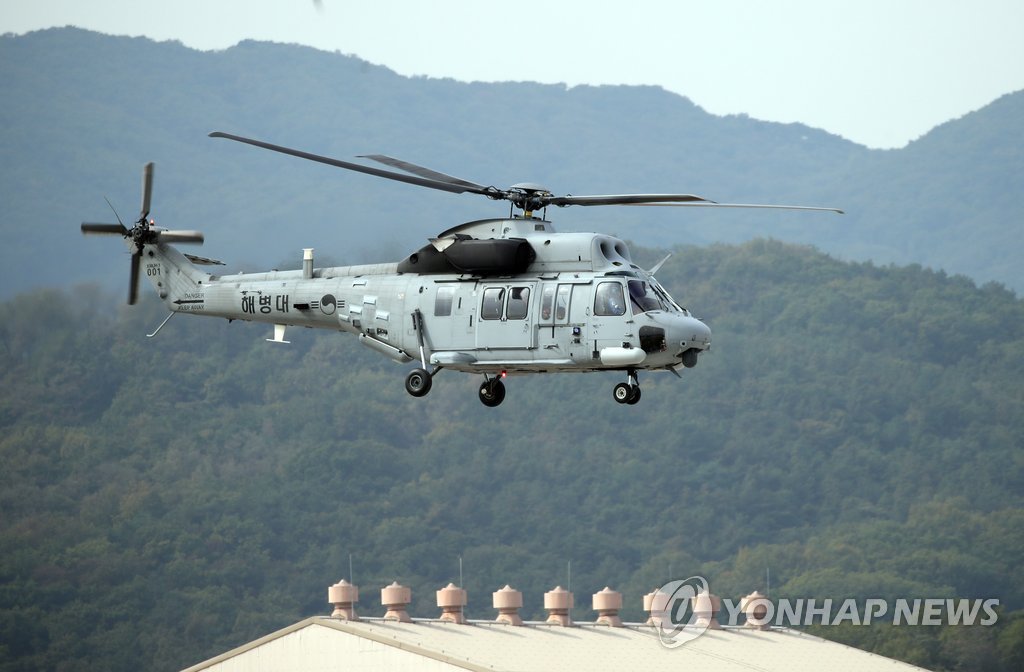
[{"left": 181, "top": 616, "right": 932, "bottom": 672}]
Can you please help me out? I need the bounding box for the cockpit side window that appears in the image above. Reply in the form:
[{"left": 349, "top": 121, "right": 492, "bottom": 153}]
[{"left": 595, "top": 282, "right": 626, "bottom": 316}]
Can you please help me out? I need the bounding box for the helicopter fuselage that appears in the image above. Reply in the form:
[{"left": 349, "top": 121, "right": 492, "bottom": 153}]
[
  {"left": 85, "top": 137, "right": 837, "bottom": 406},
  {"left": 141, "top": 217, "right": 711, "bottom": 387}
]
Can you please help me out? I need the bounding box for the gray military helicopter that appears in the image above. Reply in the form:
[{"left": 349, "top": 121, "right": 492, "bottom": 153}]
[{"left": 82, "top": 133, "right": 841, "bottom": 406}]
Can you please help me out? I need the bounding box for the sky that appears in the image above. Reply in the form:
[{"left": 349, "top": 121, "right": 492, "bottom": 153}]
[{"left": 3, "top": 0, "right": 1023, "bottom": 149}]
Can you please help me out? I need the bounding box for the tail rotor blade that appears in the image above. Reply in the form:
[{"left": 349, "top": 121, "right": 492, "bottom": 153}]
[
  {"left": 156, "top": 230, "right": 204, "bottom": 244},
  {"left": 103, "top": 196, "right": 126, "bottom": 227},
  {"left": 140, "top": 162, "right": 154, "bottom": 221},
  {"left": 81, "top": 222, "right": 128, "bottom": 235},
  {"left": 128, "top": 252, "right": 141, "bottom": 305}
]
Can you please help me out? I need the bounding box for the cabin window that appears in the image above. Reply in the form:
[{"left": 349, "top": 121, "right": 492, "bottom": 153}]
[
  {"left": 506, "top": 287, "right": 530, "bottom": 320},
  {"left": 481, "top": 287, "right": 505, "bottom": 320},
  {"left": 434, "top": 286, "right": 455, "bottom": 316},
  {"left": 540, "top": 286, "right": 555, "bottom": 321},
  {"left": 555, "top": 285, "right": 571, "bottom": 321},
  {"left": 594, "top": 282, "right": 626, "bottom": 316}
]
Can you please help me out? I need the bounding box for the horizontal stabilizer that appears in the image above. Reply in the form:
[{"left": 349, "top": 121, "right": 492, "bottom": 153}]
[{"left": 184, "top": 253, "right": 225, "bottom": 266}]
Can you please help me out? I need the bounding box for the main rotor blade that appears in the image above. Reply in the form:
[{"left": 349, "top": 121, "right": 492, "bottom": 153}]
[
  {"left": 546, "top": 193, "right": 714, "bottom": 207},
  {"left": 625, "top": 202, "right": 845, "bottom": 214},
  {"left": 357, "top": 154, "right": 490, "bottom": 192},
  {"left": 209, "top": 132, "right": 492, "bottom": 197},
  {"left": 82, "top": 222, "right": 128, "bottom": 235},
  {"left": 208, "top": 131, "right": 844, "bottom": 215},
  {"left": 128, "top": 252, "right": 141, "bottom": 305},
  {"left": 140, "top": 162, "right": 154, "bottom": 221}
]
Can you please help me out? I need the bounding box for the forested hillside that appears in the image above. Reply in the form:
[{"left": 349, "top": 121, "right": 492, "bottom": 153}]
[
  {"left": 1, "top": 28, "right": 1022, "bottom": 297},
  {"left": 2, "top": 241, "right": 1022, "bottom": 671}
]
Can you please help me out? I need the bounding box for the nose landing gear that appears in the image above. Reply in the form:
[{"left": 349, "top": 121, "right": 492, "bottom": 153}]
[
  {"left": 613, "top": 370, "right": 642, "bottom": 405},
  {"left": 479, "top": 373, "right": 507, "bottom": 407}
]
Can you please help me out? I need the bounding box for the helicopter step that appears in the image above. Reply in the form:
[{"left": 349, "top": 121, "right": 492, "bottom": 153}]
[{"left": 360, "top": 333, "right": 414, "bottom": 363}]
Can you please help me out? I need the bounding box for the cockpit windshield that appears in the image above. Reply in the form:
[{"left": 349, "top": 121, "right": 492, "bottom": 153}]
[
  {"left": 606, "top": 270, "right": 688, "bottom": 315},
  {"left": 628, "top": 280, "right": 661, "bottom": 313},
  {"left": 651, "top": 279, "right": 685, "bottom": 313}
]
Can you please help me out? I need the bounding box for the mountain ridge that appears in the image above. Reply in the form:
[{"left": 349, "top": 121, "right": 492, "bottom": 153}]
[{"left": 1, "top": 28, "right": 1021, "bottom": 299}]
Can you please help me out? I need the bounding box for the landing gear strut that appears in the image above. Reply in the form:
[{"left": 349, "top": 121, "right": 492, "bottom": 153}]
[
  {"left": 613, "top": 370, "right": 641, "bottom": 405},
  {"left": 479, "top": 374, "right": 506, "bottom": 407},
  {"left": 405, "top": 310, "right": 440, "bottom": 398}
]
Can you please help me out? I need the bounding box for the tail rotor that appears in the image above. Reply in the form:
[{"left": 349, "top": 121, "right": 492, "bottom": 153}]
[{"left": 81, "top": 163, "right": 203, "bottom": 304}]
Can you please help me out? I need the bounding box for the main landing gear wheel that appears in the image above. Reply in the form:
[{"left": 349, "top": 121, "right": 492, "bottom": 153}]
[
  {"left": 405, "top": 368, "right": 432, "bottom": 397},
  {"left": 479, "top": 378, "right": 506, "bottom": 407},
  {"left": 613, "top": 383, "right": 641, "bottom": 404},
  {"left": 613, "top": 369, "right": 642, "bottom": 405}
]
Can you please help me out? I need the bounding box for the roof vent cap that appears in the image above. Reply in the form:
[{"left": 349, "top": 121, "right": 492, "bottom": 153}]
[
  {"left": 741, "top": 590, "right": 771, "bottom": 630},
  {"left": 327, "top": 579, "right": 359, "bottom": 621},
  {"left": 544, "top": 586, "right": 574, "bottom": 627},
  {"left": 691, "top": 591, "right": 722, "bottom": 630},
  {"left": 493, "top": 585, "right": 524, "bottom": 626},
  {"left": 643, "top": 587, "right": 670, "bottom": 627},
  {"left": 592, "top": 587, "right": 623, "bottom": 627},
  {"left": 381, "top": 581, "right": 412, "bottom": 623},
  {"left": 436, "top": 583, "right": 468, "bottom": 624}
]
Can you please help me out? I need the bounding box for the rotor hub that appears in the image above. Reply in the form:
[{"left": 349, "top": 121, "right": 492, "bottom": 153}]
[{"left": 507, "top": 183, "right": 552, "bottom": 213}]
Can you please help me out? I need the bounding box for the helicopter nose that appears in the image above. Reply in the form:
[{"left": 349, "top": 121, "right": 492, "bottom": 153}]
[
  {"left": 664, "top": 314, "right": 711, "bottom": 369},
  {"left": 677, "top": 315, "right": 712, "bottom": 352},
  {"left": 643, "top": 313, "right": 711, "bottom": 366}
]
